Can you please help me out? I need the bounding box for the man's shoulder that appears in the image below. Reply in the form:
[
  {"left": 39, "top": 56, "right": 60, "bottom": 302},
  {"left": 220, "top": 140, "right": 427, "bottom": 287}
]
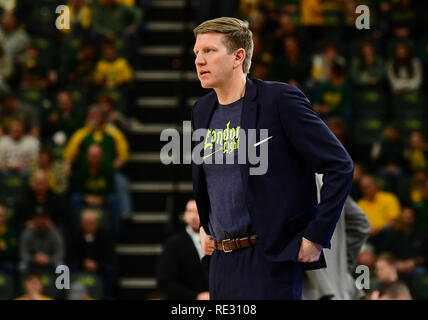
[{"left": 192, "top": 90, "right": 216, "bottom": 113}]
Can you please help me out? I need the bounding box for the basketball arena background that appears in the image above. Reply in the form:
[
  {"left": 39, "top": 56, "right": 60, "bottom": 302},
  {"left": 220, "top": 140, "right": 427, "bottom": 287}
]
[{"left": 0, "top": 0, "right": 428, "bottom": 300}]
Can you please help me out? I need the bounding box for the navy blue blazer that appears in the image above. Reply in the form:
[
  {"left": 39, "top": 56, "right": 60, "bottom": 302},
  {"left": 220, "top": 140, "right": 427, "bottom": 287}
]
[{"left": 191, "top": 78, "right": 354, "bottom": 270}]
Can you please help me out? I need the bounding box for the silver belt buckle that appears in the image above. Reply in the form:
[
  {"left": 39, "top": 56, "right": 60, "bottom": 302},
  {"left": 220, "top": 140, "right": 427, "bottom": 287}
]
[{"left": 222, "top": 239, "right": 233, "bottom": 253}]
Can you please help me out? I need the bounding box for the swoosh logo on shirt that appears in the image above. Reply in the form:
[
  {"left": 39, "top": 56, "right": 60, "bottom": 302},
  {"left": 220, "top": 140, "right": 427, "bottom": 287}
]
[{"left": 254, "top": 136, "right": 272, "bottom": 147}]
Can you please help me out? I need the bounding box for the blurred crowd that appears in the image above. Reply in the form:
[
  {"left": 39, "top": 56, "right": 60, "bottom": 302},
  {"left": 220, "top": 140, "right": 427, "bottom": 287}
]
[{"left": 0, "top": 0, "right": 143, "bottom": 300}]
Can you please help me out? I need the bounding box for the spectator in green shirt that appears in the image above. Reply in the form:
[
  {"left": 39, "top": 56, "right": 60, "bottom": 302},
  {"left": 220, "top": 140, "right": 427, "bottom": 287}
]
[
  {"left": 71, "top": 144, "right": 121, "bottom": 236},
  {"left": 350, "top": 41, "right": 385, "bottom": 87},
  {"left": 313, "top": 59, "right": 352, "bottom": 124}
]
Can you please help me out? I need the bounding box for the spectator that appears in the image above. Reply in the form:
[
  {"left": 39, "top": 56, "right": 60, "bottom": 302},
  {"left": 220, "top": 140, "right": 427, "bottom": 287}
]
[
  {"left": 371, "top": 281, "right": 413, "bottom": 300},
  {"left": 71, "top": 144, "right": 121, "bottom": 236},
  {"left": 15, "top": 169, "right": 69, "bottom": 229},
  {"left": 43, "top": 90, "right": 85, "bottom": 142},
  {"left": 0, "top": 203, "right": 18, "bottom": 273},
  {"left": 64, "top": 106, "right": 132, "bottom": 221},
  {"left": 406, "top": 131, "right": 428, "bottom": 173},
  {"left": 0, "top": 39, "right": 13, "bottom": 94},
  {"left": 60, "top": 40, "right": 97, "bottom": 90},
  {"left": 16, "top": 43, "right": 53, "bottom": 90},
  {"left": 0, "top": 94, "right": 40, "bottom": 137},
  {"left": 64, "top": 106, "right": 129, "bottom": 170},
  {"left": 93, "top": 41, "right": 134, "bottom": 90},
  {"left": 68, "top": 209, "right": 115, "bottom": 299},
  {"left": 386, "top": 42, "right": 423, "bottom": 94},
  {"left": 19, "top": 208, "right": 65, "bottom": 274},
  {"left": 413, "top": 180, "right": 428, "bottom": 233},
  {"left": 313, "top": 59, "right": 352, "bottom": 123},
  {"left": 0, "top": 119, "right": 39, "bottom": 176},
  {"left": 370, "top": 124, "right": 407, "bottom": 196},
  {"left": 268, "top": 35, "right": 310, "bottom": 89},
  {"left": 66, "top": 282, "right": 93, "bottom": 300},
  {"left": 96, "top": 94, "right": 127, "bottom": 130},
  {"left": 373, "top": 253, "right": 400, "bottom": 293},
  {"left": 273, "top": 13, "right": 299, "bottom": 50},
  {"left": 30, "top": 147, "right": 69, "bottom": 195},
  {"left": 379, "top": 207, "right": 428, "bottom": 298},
  {"left": 310, "top": 41, "right": 345, "bottom": 83},
  {"left": 156, "top": 199, "right": 209, "bottom": 300},
  {"left": 92, "top": 0, "right": 141, "bottom": 41},
  {"left": 350, "top": 41, "right": 385, "bottom": 87},
  {"left": 14, "top": 271, "right": 53, "bottom": 300},
  {"left": 0, "top": 10, "right": 30, "bottom": 57},
  {"left": 357, "top": 174, "right": 401, "bottom": 241}
]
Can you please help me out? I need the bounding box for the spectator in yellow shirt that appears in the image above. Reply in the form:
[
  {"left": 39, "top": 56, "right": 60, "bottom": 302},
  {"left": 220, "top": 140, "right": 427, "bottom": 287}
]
[
  {"left": 93, "top": 42, "right": 133, "bottom": 89},
  {"left": 14, "top": 271, "right": 53, "bottom": 300},
  {"left": 357, "top": 175, "right": 401, "bottom": 238}
]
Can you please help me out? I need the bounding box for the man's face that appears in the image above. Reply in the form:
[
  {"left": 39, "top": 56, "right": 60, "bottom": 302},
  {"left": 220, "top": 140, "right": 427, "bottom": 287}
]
[
  {"left": 33, "top": 215, "right": 49, "bottom": 233},
  {"left": 360, "top": 176, "right": 377, "bottom": 199},
  {"left": 25, "top": 277, "right": 43, "bottom": 295},
  {"left": 32, "top": 172, "right": 49, "bottom": 194},
  {"left": 87, "top": 145, "right": 103, "bottom": 165},
  {"left": 58, "top": 92, "right": 73, "bottom": 112},
  {"left": 194, "top": 33, "right": 236, "bottom": 89},
  {"left": 375, "top": 260, "right": 396, "bottom": 283},
  {"left": 81, "top": 211, "right": 99, "bottom": 234},
  {"left": 183, "top": 200, "right": 200, "bottom": 232},
  {"left": 9, "top": 121, "right": 24, "bottom": 140}
]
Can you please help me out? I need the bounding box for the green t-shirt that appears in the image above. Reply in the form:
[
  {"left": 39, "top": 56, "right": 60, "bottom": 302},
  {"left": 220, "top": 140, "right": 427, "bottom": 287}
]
[{"left": 77, "top": 162, "right": 115, "bottom": 196}]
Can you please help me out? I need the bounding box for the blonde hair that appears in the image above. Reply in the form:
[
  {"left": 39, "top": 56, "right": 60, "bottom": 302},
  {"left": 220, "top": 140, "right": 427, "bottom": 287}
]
[{"left": 193, "top": 17, "right": 253, "bottom": 74}]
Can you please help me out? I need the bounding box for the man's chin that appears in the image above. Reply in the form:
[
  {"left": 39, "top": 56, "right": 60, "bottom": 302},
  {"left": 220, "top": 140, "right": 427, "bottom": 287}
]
[{"left": 200, "top": 81, "right": 213, "bottom": 89}]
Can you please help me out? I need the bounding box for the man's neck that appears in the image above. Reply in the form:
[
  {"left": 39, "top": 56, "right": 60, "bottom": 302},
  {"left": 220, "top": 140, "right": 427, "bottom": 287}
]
[{"left": 215, "top": 75, "right": 247, "bottom": 105}]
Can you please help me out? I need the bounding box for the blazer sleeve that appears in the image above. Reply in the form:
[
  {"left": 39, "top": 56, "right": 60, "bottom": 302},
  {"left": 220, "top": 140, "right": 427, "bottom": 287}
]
[{"left": 278, "top": 84, "right": 354, "bottom": 248}]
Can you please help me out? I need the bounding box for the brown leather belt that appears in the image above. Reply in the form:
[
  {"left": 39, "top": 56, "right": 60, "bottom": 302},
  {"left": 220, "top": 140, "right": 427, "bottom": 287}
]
[{"left": 214, "top": 235, "right": 259, "bottom": 253}]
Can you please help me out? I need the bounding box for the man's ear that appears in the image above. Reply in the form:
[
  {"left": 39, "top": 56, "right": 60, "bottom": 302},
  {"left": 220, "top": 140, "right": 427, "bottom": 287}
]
[{"left": 233, "top": 48, "right": 246, "bottom": 70}]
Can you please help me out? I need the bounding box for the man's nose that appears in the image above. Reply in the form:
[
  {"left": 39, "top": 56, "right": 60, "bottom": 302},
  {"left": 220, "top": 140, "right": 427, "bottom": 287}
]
[{"left": 195, "top": 53, "right": 206, "bottom": 65}]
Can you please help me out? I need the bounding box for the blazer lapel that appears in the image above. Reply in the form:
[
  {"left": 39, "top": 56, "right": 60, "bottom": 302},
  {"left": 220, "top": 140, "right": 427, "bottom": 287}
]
[
  {"left": 193, "top": 92, "right": 218, "bottom": 200},
  {"left": 240, "top": 78, "right": 258, "bottom": 192}
]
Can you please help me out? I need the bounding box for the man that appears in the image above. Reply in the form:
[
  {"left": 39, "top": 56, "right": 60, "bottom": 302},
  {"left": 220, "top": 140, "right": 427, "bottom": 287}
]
[
  {"left": 71, "top": 144, "right": 120, "bottom": 235},
  {"left": 68, "top": 209, "right": 115, "bottom": 299},
  {"left": 15, "top": 169, "right": 69, "bottom": 230},
  {"left": 156, "top": 200, "right": 209, "bottom": 300},
  {"left": 0, "top": 94, "right": 40, "bottom": 137},
  {"left": 191, "top": 17, "right": 354, "bottom": 299},
  {"left": 357, "top": 174, "right": 401, "bottom": 239},
  {"left": 370, "top": 281, "right": 413, "bottom": 300},
  {"left": 19, "top": 208, "right": 64, "bottom": 274},
  {"left": 0, "top": 119, "right": 39, "bottom": 175},
  {"left": 303, "top": 175, "right": 370, "bottom": 300}
]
